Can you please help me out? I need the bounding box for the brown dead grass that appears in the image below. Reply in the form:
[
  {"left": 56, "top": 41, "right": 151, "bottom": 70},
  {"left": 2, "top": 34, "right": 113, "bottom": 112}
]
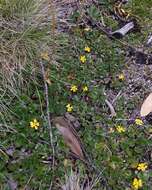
[{"left": 61, "top": 170, "right": 99, "bottom": 190}]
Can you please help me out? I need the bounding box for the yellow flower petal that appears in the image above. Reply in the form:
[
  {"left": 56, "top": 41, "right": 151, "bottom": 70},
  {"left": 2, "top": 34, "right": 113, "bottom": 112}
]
[
  {"left": 137, "top": 163, "right": 148, "bottom": 171},
  {"left": 82, "top": 86, "right": 88, "bottom": 92},
  {"left": 135, "top": 118, "right": 143, "bottom": 126},
  {"left": 29, "top": 119, "right": 40, "bottom": 129},
  {"left": 118, "top": 73, "right": 125, "bottom": 80},
  {"left": 80, "top": 55, "right": 86, "bottom": 63},
  {"left": 132, "top": 178, "right": 143, "bottom": 190},
  {"left": 84, "top": 46, "right": 91, "bottom": 53},
  {"left": 116, "top": 125, "right": 126, "bottom": 133},
  {"left": 70, "top": 85, "right": 78, "bottom": 93},
  {"left": 66, "top": 104, "right": 73, "bottom": 112}
]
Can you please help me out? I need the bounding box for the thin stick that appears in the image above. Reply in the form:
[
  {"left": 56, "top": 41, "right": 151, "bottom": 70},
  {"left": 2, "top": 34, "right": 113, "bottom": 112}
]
[
  {"left": 105, "top": 99, "right": 117, "bottom": 117},
  {"left": 112, "top": 90, "right": 122, "bottom": 105},
  {"left": 40, "top": 60, "right": 55, "bottom": 189},
  {"left": 23, "top": 174, "right": 33, "bottom": 190}
]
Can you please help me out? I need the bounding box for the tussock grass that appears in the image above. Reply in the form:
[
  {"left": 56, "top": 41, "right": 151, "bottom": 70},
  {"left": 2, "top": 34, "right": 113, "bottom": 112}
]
[
  {"left": 0, "top": 0, "right": 39, "bottom": 17},
  {"left": 0, "top": 0, "right": 52, "bottom": 121},
  {"left": 0, "top": 0, "right": 49, "bottom": 85}
]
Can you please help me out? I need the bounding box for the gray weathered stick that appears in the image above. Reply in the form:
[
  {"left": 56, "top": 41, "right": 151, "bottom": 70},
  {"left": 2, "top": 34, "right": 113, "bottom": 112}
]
[{"left": 40, "top": 61, "right": 55, "bottom": 190}]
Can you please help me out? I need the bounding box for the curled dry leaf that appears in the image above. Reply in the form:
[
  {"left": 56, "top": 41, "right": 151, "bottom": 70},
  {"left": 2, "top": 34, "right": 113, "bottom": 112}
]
[
  {"left": 44, "top": 69, "right": 52, "bottom": 85},
  {"left": 53, "top": 117, "right": 84, "bottom": 160},
  {"left": 140, "top": 93, "right": 152, "bottom": 117}
]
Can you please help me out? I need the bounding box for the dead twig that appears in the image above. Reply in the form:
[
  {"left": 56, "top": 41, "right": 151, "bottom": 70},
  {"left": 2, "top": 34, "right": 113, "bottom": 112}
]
[
  {"left": 40, "top": 60, "right": 55, "bottom": 189},
  {"left": 105, "top": 99, "right": 117, "bottom": 117},
  {"left": 23, "top": 174, "right": 33, "bottom": 190},
  {"left": 112, "top": 90, "right": 122, "bottom": 105}
]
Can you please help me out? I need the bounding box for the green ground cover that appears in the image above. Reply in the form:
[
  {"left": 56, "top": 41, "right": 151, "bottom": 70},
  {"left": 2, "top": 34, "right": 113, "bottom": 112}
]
[{"left": 1, "top": 0, "right": 152, "bottom": 189}]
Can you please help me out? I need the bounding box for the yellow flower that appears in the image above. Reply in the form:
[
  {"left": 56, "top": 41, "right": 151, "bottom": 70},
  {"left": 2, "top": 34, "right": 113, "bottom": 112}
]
[
  {"left": 84, "top": 27, "right": 90, "bottom": 31},
  {"left": 82, "top": 86, "right": 88, "bottom": 92},
  {"left": 30, "top": 119, "right": 40, "bottom": 130},
  {"left": 80, "top": 55, "right": 86, "bottom": 63},
  {"left": 135, "top": 118, "right": 143, "bottom": 126},
  {"left": 118, "top": 73, "right": 125, "bottom": 81},
  {"left": 84, "top": 46, "right": 91, "bottom": 53},
  {"left": 137, "top": 162, "right": 148, "bottom": 171},
  {"left": 66, "top": 104, "right": 73, "bottom": 112},
  {"left": 70, "top": 85, "right": 78, "bottom": 93},
  {"left": 116, "top": 125, "right": 126, "bottom": 133},
  {"left": 132, "top": 178, "right": 142, "bottom": 190},
  {"left": 40, "top": 52, "right": 50, "bottom": 61}
]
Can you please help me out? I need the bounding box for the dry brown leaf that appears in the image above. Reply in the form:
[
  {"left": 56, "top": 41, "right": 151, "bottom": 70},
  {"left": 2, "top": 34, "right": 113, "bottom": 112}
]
[
  {"left": 53, "top": 117, "right": 84, "bottom": 160},
  {"left": 45, "top": 78, "right": 52, "bottom": 85},
  {"left": 40, "top": 52, "right": 50, "bottom": 61},
  {"left": 140, "top": 93, "right": 152, "bottom": 117},
  {"left": 44, "top": 69, "right": 52, "bottom": 85},
  {"left": 67, "top": 73, "right": 76, "bottom": 80},
  {"left": 64, "top": 113, "right": 81, "bottom": 130}
]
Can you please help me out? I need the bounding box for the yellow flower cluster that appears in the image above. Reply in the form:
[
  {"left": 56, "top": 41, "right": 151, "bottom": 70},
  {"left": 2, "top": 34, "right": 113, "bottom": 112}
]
[
  {"left": 30, "top": 119, "right": 40, "bottom": 130},
  {"left": 80, "top": 46, "right": 91, "bottom": 63},
  {"left": 67, "top": 85, "right": 89, "bottom": 112},
  {"left": 68, "top": 46, "right": 91, "bottom": 112},
  {"left": 70, "top": 85, "right": 88, "bottom": 93},
  {"left": 135, "top": 118, "right": 143, "bottom": 125},
  {"left": 137, "top": 162, "right": 148, "bottom": 171},
  {"left": 131, "top": 162, "right": 147, "bottom": 189},
  {"left": 132, "top": 178, "right": 142, "bottom": 190}
]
